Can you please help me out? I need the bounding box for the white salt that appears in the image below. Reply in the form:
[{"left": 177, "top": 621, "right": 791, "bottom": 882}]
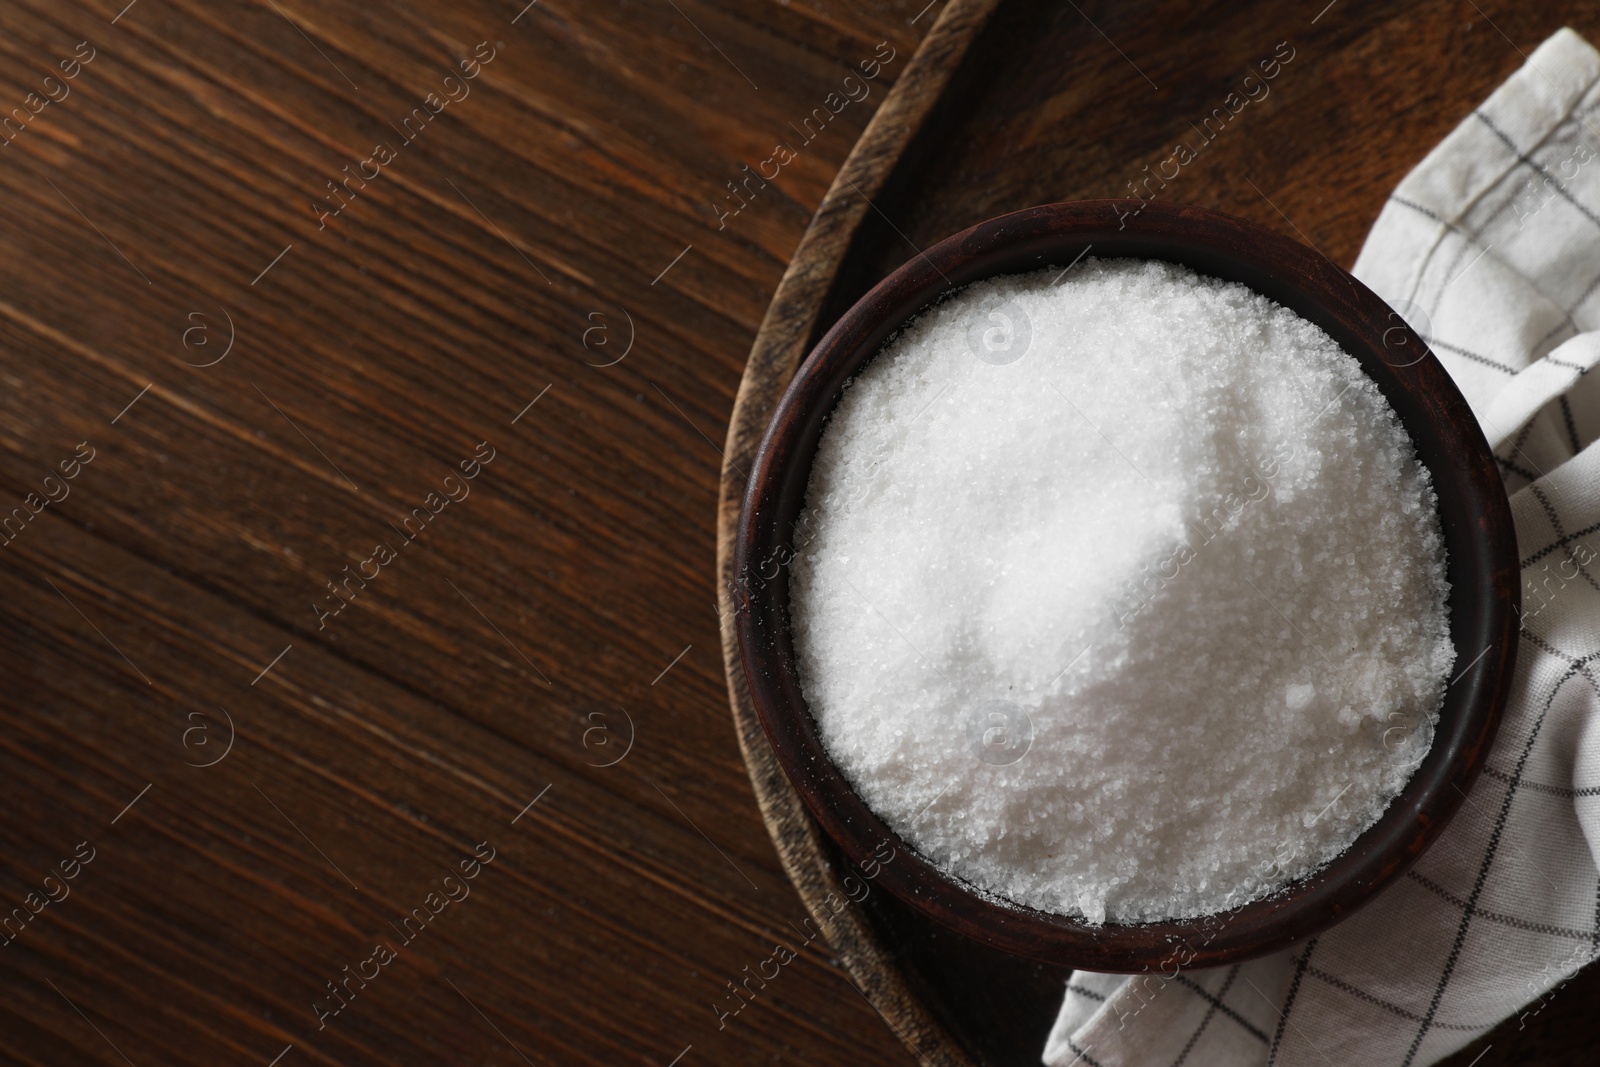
[{"left": 788, "top": 259, "right": 1453, "bottom": 924}]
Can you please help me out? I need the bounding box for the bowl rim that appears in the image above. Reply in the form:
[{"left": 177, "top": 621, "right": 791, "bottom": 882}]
[{"left": 732, "top": 198, "right": 1520, "bottom": 971}]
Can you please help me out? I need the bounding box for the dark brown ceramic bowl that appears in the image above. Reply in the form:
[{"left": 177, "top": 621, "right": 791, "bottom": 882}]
[{"left": 733, "top": 199, "right": 1519, "bottom": 971}]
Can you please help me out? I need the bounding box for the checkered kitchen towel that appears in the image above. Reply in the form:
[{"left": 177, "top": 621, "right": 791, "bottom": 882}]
[{"left": 1043, "top": 27, "right": 1600, "bottom": 1067}]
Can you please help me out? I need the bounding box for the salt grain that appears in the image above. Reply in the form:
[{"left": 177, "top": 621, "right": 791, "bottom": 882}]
[{"left": 788, "top": 259, "right": 1453, "bottom": 924}]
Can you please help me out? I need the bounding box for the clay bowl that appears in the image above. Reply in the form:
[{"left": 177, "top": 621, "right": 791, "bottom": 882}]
[{"left": 732, "top": 199, "right": 1520, "bottom": 971}]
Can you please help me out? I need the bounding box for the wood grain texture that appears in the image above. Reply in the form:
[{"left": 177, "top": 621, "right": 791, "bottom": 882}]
[
  {"left": 717, "top": 1, "right": 1600, "bottom": 1066},
  {"left": 0, "top": 1, "right": 932, "bottom": 1065},
  {"left": 1, "top": 1, "right": 1595, "bottom": 1067}
]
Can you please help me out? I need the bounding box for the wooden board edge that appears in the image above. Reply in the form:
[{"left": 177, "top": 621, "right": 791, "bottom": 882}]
[{"left": 714, "top": 2, "right": 1003, "bottom": 1065}]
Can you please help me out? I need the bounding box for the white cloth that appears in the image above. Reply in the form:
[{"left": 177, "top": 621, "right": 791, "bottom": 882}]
[{"left": 1044, "top": 27, "right": 1600, "bottom": 1067}]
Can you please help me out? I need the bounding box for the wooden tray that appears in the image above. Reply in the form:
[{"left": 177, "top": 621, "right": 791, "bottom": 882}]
[{"left": 715, "top": 2, "right": 1600, "bottom": 1063}]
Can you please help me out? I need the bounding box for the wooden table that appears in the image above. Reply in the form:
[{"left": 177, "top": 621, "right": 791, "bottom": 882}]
[{"left": 0, "top": 2, "right": 1591, "bottom": 1065}]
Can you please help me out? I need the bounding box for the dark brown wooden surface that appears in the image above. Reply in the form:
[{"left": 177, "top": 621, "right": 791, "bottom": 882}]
[
  {"left": 0, "top": 1, "right": 932, "bottom": 1065},
  {"left": 0, "top": 3, "right": 1595, "bottom": 1067}
]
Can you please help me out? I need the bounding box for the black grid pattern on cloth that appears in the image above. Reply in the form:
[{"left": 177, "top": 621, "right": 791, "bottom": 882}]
[
  {"left": 1592, "top": 876, "right": 1600, "bottom": 959},
  {"left": 1472, "top": 107, "right": 1600, "bottom": 461},
  {"left": 1497, "top": 417, "right": 1551, "bottom": 495},
  {"left": 1530, "top": 484, "right": 1600, "bottom": 594},
  {"left": 1406, "top": 869, "right": 1598, "bottom": 943},
  {"left": 1424, "top": 337, "right": 1520, "bottom": 375},
  {"left": 1064, "top": 1037, "right": 1105, "bottom": 1067},
  {"left": 1302, "top": 964, "right": 1487, "bottom": 1032},
  {"left": 1519, "top": 515, "right": 1600, "bottom": 568},
  {"left": 1169, "top": 967, "right": 1245, "bottom": 1067},
  {"left": 1533, "top": 319, "right": 1579, "bottom": 361},
  {"left": 1170, "top": 972, "right": 1269, "bottom": 1046},
  {"left": 1518, "top": 627, "right": 1600, "bottom": 692},
  {"left": 1480, "top": 762, "right": 1600, "bottom": 798},
  {"left": 1561, "top": 395, "right": 1583, "bottom": 453},
  {"left": 1391, "top": 107, "right": 1600, "bottom": 486},
  {"left": 1396, "top": 659, "right": 1594, "bottom": 1067},
  {"left": 1546, "top": 352, "right": 1593, "bottom": 375},
  {"left": 1497, "top": 453, "right": 1542, "bottom": 483},
  {"left": 1474, "top": 111, "right": 1600, "bottom": 237},
  {"left": 1265, "top": 939, "right": 1316, "bottom": 1067}
]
